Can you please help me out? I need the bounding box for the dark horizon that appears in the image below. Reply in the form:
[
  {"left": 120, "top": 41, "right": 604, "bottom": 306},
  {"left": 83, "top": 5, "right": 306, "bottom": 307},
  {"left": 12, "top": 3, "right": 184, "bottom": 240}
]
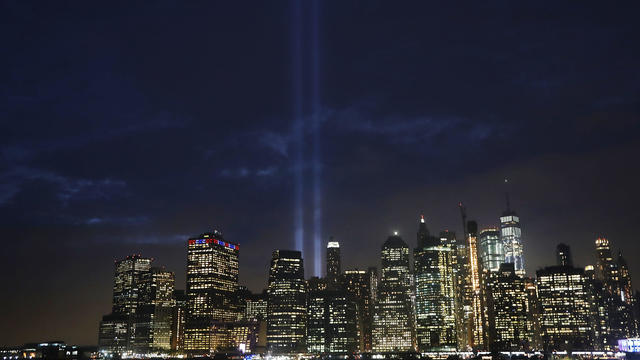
[{"left": 2, "top": 0, "right": 640, "bottom": 347}]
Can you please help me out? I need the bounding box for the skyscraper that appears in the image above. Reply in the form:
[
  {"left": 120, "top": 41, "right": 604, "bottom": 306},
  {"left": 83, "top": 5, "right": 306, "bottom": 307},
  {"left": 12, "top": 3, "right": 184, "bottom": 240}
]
[
  {"left": 184, "top": 231, "right": 240, "bottom": 354},
  {"left": 556, "top": 243, "right": 573, "bottom": 267},
  {"left": 326, "top": 239, "right": 341, "bottom": 289},
  {"left": 133, "top": 267, "right": 175, "bottom": 352},
  {"left": 112, "top": 255, "right": 153, "bottom": 317},
  {"left": 467, "top": 221, "right": 486, "bottom": 350},
  {"left": 267, "top": 250, "right": 306, "bottom": 354},
  {"left": 454, "top": 242, "right": 473, "bottom": 351},
  {"left": 307, "top": 289, "right": 358, "bottom": 355},
  {"left": 344, "top": 269, "right": 376, "bottom": 352},
  {"left": 479, "top": 227, "right": 504, "bottom": 272},
  {"left": 98, "top": 254, "right": 153, "bottom": 354},
  {"left": 372, "top": 233, "right": 415, "bottom": 352},
  {"left": 484, "top": 263, "right": 531, "bottom": 351},
  {"left": 595, "top": 238, "right": 637, "bottom": 344},
  {"left": 413, "top": 216, "right": 457, "bottom": 351},
  {"left": 500, "top": 198, "right": 525, "bottom": 277},
  {"left": 536, "top": 264, "right": 594, "bottom": 351}
]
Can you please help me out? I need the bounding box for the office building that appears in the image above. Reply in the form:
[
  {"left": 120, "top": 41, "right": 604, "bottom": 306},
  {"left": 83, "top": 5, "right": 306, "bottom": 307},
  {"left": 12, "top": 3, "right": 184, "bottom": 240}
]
[
  {"left": 372, "top": 233, "right": 415, "bottom": 352},
  {"left": 479, "top": 227, "right": 504, "bottom": 272},
  {"left": 327, "top": 239, "right": 341, "bottom": 288},
  {"left": 266, "top": 250, "right": 306, "bottom": 354},
  {"left": 467, "top": 221, "right": 486, "bottom": 350},
  {"left": 184, "top": 231, "right": 240, "bottom": 353},
  {"left": 484, "top": 263, "right": 531, "bottom": 351},
  {"left": 536, "top": 264, "right": 594, "bottom": 351},
  {"left": 500, "top": 199, "right": 525, "bottom": 277},
  {"left": 344, "top": 268, "right": 376, "bottom": 352},
  {"left": 413, "top": 216, "right": 457, "bottom": 351}
]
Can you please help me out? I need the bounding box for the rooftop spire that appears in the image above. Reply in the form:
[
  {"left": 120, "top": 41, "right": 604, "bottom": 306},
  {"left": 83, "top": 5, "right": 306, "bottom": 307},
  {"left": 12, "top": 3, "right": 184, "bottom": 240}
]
[{"left": 420, "top": 214, "right": 425, "bottom": 223}]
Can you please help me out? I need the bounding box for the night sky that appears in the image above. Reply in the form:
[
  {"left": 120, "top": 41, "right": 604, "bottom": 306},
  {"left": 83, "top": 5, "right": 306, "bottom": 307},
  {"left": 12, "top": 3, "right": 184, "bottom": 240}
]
[{"left": 2, "top": 1, "right": 640, "bottom": 346}]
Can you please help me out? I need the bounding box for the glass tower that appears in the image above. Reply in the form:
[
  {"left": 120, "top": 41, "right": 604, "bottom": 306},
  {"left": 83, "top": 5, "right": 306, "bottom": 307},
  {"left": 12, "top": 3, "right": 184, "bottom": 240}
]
[
  {"left": 479, "top": 227, "right": 504, "bottom": 272},
  {"left": 500, "top": 202, "right": 525, "bottom": 277}
]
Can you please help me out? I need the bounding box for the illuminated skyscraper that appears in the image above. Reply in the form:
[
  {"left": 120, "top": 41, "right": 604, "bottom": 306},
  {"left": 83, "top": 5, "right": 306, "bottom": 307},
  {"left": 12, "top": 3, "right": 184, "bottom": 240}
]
[
  {"left": 171, "top": 290, "right": 187, "bottom": 351},
  {"left": 99, "top": 254, "right": 153, "bottom": 354},
  {"left": 184, "top": 231, "right": 240, "bottom": 354},
  {"left": 536, "top": 265, "right": 594, "bottom": 351},
  {"left": 133, "top": 267, "right": 175, "bottom": 352},
  {"left": 454, "top": 242, "right": 473, "bottom": 351},
  {"left": 413, "top": 216, "right": 457, "bottom": 351},
  {"left": 479, "top": 227, "right": 504, "bottom": 272},
  {"left": 267, "top": 250, "right": 306, "bottom": 354},
  {"left": 307, "top": 289, "right": 358, "bottom": 355},
  {"left": 500, "top": 198, "right": 525, "bottom": 277},
  {"left": 326, "top": 239, "right": 341, "bottom": 288},
  {"left": 344, "top": 269, "right": 376, "bottom": 352},
  {"left": 467, "top": 221, "right": 486, "bottom": 350},
  {"left": 484, "top": 263, "right": 531, "bottom": 351},
  {"left": 372, "top": 233, "right": 415, "bottom": 352},
  {"left": 112, "top": 255, "right": 153, "bottom": 317}
]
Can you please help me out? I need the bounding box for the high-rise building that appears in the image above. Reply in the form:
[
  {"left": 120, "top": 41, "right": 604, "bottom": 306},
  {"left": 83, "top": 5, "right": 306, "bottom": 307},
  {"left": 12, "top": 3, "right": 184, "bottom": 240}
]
[
  {"left": 454, "top": 242, "right": 473, "bottom": 351},
  {"left": 184, "top": 231, "right": 240, "bottom": 354},
  {"left": 327, "top": 239, "right": 341, "bottom": 288},
  {"left": 132, "top": 267, "right": 175, "bottom": 352},
  {"left": 595, "top": 238, "right": 637, "bottom": 344},
  {"left": 484, "top": 263, "right": 532, "bottom": 351},
  {"left": 98, "top": 254, "right": 153, "bottom": 354},
  {"left": 556, "top": 243, "right": 573, "bottom": 267},
  {"left": 585, "top": 265, "right": 611, "bottom": 351},
  {"left": 372, "top": 233, "right": 415, "bottom": 352},
  {"left": 500, "top": 198, "right": 525, "bottom": 277},
  {"left": 467, "top": 221, "right": 486, "bottom": 350},
  {"left": 171, "top": 290, "right": 187, "bottom": 351},
  {"left": 479, "top": 227, "right": 504, "bottom": 272},
  {"left": 413, "top": 216, "right": 457, "bottom": 351},
  {"left": 307, "top": 289, "right": 359, "bottom": 355},
  {"left": 266, "top": 250, "right": 306, "bottom": 354},
  {"left": 536, "top": 264, "right": 594, "bottom": 351},
  {"left": 112, "top": 255, "right": 153, "bottom": 317},
  {"left": 344, "top": 268, "right": 376, "bottom": 352}
]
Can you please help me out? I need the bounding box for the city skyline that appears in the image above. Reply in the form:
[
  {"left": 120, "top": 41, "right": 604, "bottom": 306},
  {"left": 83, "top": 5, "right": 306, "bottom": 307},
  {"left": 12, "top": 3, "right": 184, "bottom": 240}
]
[{"left": 2, "top": 1, "right": 640, "bottom": 349}]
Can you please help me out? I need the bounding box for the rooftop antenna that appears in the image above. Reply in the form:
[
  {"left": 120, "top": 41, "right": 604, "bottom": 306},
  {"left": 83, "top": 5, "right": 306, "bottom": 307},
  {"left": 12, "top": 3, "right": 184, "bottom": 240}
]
[{"left": 504, "top": 178, "right": 512, "bottom": 213}]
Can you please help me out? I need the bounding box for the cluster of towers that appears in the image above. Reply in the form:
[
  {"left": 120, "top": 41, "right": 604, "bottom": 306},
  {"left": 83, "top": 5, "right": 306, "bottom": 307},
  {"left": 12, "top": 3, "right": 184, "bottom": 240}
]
[{"left": 97, "top": 204, "right": 639, "bottom": 357}]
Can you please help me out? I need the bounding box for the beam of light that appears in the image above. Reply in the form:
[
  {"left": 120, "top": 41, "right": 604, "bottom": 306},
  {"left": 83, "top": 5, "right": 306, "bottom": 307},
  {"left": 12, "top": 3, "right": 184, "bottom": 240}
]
[
  {"left": 291, "top": 0, "right": 304, "bottom": 256},
  {"left": 311, "top": 0, "right": 322, "bottom": 278}
]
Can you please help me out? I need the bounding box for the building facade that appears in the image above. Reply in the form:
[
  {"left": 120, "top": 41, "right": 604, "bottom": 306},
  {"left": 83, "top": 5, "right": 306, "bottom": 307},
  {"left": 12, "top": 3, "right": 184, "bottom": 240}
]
[
  {"left": 413, "top": 217, "right": 457, "bottom": 351},
  {"left": 536, "top": 265, "right": 594, "bottom": 351},
  {"left": 184, "top": 231, "right": 240, "bottom": 353},
  {"left": 484, "top": 263, "right": 532, "bottom": 351},
  {"left": 500, "top": 203, "right": 525, "bottom": 277},
  {"left": 372, "top": 233, "right": 415, "bottom": 352},
  {"left": 479, "top": 227, "right": 503, "bottom": 272},
  {"left": 266, "top": 250, "right": 306, "bottom": 354}
]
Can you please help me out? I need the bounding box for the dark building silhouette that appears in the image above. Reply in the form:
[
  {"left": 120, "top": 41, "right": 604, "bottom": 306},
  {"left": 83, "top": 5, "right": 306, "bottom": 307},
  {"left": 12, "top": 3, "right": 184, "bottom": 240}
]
[
  {"left": 556, "top": 243, "right": 573, "bottom": 267},
  {"left": 326, "top": 238, "right": 341, "bottom": 288}
]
